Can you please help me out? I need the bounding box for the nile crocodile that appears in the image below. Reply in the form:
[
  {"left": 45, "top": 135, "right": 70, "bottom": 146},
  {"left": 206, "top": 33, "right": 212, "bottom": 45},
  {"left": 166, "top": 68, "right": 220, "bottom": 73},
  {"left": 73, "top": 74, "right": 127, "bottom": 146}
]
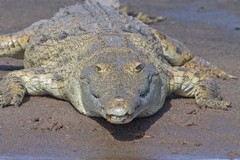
[{"left": 0, "top": 0, "right": 236, "bottom": 124}]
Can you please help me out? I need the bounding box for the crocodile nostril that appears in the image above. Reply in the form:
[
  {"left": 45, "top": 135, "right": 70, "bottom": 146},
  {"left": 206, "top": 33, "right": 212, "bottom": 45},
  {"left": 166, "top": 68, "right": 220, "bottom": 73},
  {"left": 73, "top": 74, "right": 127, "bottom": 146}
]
[{"left": 106, "top": 98, "right": 129, "bottom": 116}]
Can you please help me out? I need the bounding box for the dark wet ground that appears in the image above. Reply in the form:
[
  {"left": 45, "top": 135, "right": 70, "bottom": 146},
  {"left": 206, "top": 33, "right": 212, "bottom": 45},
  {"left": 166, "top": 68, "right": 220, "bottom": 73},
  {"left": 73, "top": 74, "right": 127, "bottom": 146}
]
[{"left": 0, "top": 0, "right": 240, "bottom": 159}]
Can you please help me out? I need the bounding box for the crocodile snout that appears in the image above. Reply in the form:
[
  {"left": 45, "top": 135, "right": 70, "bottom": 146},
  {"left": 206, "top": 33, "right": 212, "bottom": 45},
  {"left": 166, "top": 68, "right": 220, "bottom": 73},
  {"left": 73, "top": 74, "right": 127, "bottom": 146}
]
[
  {"left": 107, "top": 98, "right": 131, "bottom": 116},
  {"left": 104, "top": 97, "right": 136, "bottom": 124}
]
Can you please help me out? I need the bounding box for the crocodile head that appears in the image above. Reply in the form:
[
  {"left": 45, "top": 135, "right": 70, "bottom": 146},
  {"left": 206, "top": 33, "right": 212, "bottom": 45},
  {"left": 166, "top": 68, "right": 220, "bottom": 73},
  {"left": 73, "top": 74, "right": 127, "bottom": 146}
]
[{"left": 69, "top": 50, "right": 166, "bottom": 124}]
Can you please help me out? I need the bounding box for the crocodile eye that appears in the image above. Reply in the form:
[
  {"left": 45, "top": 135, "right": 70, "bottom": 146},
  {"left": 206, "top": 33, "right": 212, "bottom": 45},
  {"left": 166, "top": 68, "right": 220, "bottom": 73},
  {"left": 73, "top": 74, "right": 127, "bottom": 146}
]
[
  {"left": 94, "top": 63, "right": 112, "bottom": 74},
  {"left": 95, "top": 65, "right": 103, "bottom": 73},
  {"left": 134, "top": 63, "right": 144, "bottom": 73},
  {"left": 95, "top": 65, "right": 102, "bottom": 72}
]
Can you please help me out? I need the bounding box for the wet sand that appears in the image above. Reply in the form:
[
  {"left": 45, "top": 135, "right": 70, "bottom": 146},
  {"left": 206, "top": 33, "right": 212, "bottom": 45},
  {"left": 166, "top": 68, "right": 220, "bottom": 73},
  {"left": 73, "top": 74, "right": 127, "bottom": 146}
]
[{"left": 0, "top": 0, "right": 240, "bottom": 159}]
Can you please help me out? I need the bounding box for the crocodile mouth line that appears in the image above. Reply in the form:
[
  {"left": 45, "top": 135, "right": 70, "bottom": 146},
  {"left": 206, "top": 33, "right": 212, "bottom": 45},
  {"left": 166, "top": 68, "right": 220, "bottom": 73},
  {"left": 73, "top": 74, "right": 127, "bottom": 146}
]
[{"left": 106, "top": 113, "right": 133, "bottom": 124}]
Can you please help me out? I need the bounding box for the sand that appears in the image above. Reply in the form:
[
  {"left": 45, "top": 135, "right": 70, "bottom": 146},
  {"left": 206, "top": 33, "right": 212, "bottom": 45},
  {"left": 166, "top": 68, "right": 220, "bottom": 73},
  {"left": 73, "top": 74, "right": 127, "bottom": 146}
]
[{"left": 0, "top": 0, "right": 240, "bottom": 159}]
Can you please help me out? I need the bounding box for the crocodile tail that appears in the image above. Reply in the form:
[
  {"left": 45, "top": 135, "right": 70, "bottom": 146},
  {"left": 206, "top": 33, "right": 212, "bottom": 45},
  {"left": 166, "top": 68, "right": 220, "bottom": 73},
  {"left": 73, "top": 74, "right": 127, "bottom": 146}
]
[
  {"left": 0, "top": 32, "right": 29, "bottom": 59},
  {"left": 85, "top": 0, "right": 120, "bottom": 9}
]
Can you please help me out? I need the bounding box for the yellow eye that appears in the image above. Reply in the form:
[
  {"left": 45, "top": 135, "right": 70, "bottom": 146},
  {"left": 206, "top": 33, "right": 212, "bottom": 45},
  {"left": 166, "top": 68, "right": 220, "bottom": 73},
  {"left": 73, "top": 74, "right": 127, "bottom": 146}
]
[
  {"left": 94, "top": 63, "right": 112, "bottom": 74},
  {"left": 135, "top": 63, "right": 144, "bottom": 73}
]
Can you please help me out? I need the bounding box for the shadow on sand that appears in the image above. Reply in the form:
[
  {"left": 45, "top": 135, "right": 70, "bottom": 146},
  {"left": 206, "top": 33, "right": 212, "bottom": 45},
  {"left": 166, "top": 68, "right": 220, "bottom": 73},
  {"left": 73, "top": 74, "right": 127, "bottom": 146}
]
[
  {"left": 92, "top": 97, "right": 173, "bottom": 141},
  {"left": 0, "top": 65, "right": 23, "bottom": 71}
]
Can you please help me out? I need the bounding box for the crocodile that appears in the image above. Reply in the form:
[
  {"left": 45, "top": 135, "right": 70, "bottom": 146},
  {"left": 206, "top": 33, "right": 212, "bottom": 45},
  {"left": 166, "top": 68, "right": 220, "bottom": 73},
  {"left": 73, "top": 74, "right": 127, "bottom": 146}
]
[{"left": 0, "top": 0, "right": 236, "bottom": 124}]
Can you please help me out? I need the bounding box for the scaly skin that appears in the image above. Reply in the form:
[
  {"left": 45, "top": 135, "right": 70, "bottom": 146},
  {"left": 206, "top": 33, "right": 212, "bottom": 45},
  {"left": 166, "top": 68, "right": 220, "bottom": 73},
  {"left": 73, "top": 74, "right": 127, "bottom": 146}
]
[
  {"left": 0, "top": 0, "right": 236, "bottom": 124},
  {"left": 0, "top": 33, "right": 29, "bottom": 59}
]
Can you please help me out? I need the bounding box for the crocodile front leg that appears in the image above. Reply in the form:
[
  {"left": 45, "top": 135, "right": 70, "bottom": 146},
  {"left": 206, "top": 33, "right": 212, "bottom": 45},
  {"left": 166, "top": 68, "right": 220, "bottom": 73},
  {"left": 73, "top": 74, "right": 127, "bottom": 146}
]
[
  {"left": 0, "top": 67, "right": 67, "bottom": 107},
  {"left": 0, "top": 33, "right": 29, "bottom": 59},
  {"left": 168, "top": 67, "right": 231, "bottom": 110}
]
